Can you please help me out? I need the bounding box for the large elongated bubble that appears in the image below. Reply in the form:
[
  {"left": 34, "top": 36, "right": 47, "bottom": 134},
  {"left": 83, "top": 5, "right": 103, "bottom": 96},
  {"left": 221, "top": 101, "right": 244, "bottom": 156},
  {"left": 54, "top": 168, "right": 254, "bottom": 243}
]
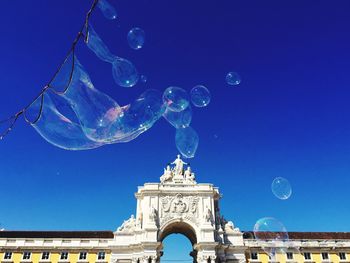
[
  {"left": 61, "top": 58, "right": 122, "bottom": 143},
  {"left": 97, "top": 0, "right": 117, "bottom": 20},
  {"left": 163, "top": 105, "right": 192, "bottom": 129},
  {"left": 86, "top": 25, "right": 139, "bottom": 88},
  {"left": 163, "top": 86, "right": 189, "bottom": 112},
  {"left": 25, "top": 92, "right": 102, "bottom": 150},
  {"left": 86, "top": 25, "right": 115, "bottom": 63},
  {"left": 116, "top": 89, "right": 165, "bottom": 142},
  {"left": 175, "top": 126, "right": 199, "bottom": 158}
]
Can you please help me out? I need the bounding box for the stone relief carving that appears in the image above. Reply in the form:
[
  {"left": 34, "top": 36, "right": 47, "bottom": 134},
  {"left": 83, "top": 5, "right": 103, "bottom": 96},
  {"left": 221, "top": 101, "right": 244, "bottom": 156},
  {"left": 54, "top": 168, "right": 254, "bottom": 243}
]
[
  {"left": 117, "top": 214, "right": 136, "bottom": 233},
  {"left": 160, "top": 194, "right": 199, "bottom": 226}
]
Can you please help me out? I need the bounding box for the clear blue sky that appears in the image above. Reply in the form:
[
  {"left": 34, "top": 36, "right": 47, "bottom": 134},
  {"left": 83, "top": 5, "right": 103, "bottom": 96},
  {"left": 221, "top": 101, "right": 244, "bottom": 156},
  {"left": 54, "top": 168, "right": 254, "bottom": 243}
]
[{"left": 1, "top": 1, "right": 350, "bottom": 259}]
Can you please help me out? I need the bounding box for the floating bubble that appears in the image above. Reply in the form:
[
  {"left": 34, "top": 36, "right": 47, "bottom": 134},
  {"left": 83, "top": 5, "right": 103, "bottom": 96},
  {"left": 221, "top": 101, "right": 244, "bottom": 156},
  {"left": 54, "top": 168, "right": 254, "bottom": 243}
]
[
  {"left": 97, "top": 0, "right": 117, "bottom": 20},
  {"left": 163, "top": 104, "right": 192, "bottom": 129},
  {"left": 163, "top": 86, "right": 189, "bottom": 112},
  {"left": 86, "top": 25, "right": 139, "bottom": 88},
  {"left": 86, "top": 25, "right": 115, "bottom": 63},
  {"left": 226, "top": 71, "right": 241, "bottom": 86},
  {"left": 254, "top": 217, "right": 289, "bottom": 260},
  {"left": 60, "top": 58, "right": 122, "bottom": 143},
  {"left": 117, "top": 89, "right": 165, "bottom": 142},
  {"left": 27, "top": 56, "right": 163, "bottom": 148},
  {"left": 190, "top": 85, "right": 211, "bottom": 107},
  {"left": 127, "top": 27, "right": 145, "bottom": 50},
  {"left": 140, "top": 75, "right": 147, "bottom": 83},
  {"left": 112, "top": 57, "right": 139, "bottom": 88},
  {"left": 175, "top": 126, "right": 199, "bottom": 158},
  {"left": 25, "top": 92, "right": 102, "bottom": 150},
  {"left": 271, "top": 177, "right": 292, "bottom": 200}
]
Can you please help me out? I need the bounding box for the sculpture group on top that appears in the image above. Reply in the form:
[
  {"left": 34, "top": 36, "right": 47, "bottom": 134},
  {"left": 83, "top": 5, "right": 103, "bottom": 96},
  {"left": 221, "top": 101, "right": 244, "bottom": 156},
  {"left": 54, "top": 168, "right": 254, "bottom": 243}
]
[{"left": 160, "top": 154, "right": 196, "bottom": 184}]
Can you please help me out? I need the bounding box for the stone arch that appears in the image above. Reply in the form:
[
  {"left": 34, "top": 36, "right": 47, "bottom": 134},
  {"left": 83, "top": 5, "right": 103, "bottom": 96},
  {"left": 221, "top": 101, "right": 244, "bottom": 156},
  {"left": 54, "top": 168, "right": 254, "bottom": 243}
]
[{"left": 158, "top": 219, "right": 198, "bottom": 245}]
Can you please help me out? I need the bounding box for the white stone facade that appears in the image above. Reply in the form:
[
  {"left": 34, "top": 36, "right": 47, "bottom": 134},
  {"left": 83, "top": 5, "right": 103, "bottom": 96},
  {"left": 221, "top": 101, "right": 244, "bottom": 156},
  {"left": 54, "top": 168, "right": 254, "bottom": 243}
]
[{"left": 111, "top": 156, "right": 245, "bottom": 263}]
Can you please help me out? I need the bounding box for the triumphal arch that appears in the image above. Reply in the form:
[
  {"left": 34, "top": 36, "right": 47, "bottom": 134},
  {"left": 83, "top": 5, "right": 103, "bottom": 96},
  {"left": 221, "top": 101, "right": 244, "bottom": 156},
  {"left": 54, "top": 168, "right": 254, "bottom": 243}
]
[{"left": 111, "top": 155, "right": 245, "bottom": 263}]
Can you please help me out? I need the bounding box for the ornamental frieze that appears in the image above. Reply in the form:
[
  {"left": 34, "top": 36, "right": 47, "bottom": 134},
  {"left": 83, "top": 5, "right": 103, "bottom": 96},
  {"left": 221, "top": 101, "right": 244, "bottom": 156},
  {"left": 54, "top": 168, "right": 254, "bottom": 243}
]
[{"left": 159, "top": 193, "right": 199, "bottom": 226}]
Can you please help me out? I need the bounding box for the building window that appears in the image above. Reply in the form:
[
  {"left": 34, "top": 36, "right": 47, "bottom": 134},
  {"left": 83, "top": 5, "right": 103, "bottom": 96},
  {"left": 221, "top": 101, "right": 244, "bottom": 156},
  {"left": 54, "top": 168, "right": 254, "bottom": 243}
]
[
  {"left": 60, "top": 252, "right": 69, "bottom": 260},
  {"left": 339, "top": 253, "right": 347, "bottom": 261},
  {"left": 303, "top": 253, "right": 311, "bottom": 260},
  {"left": 42, "top": 252, "right": 50, "bottom": 260},
  {"left": 97, "top": 252, "right": 105, "bottom": 261},
  {"left": 322, "top": 253, "right": 329, "bottom": 260},
  {"left": 79, "top": 252, "right": 87, "bottom": 260},
  {"left": 251, "top": 252, "right": 258, "bottom": 260},
  {"left": 286, "top": 252, "right": 294, "bottom": 260},
  {"left": 23, "top": 252, "right": 31, "bottom": 260},
  {"left": 4, "top": 252, "right": 12, "bottom": 260}
]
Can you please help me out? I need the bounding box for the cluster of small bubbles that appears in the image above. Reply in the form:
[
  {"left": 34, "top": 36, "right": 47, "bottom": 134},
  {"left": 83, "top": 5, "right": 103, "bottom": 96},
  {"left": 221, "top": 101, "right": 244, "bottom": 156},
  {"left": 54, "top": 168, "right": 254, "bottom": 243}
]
[
  {"left": 163, "top": 86, "right": 189, "bottom": 112},
  {"left": 127, "top": 27, "right": 145, "bottom": 50},
  {"left": 254, "top": 217, "right": 289, "bottom": 259},
  {"left": 175, "top": 126, "right": 199, "bottom": 158},
  {"left": 97, "top": 0, "right": 117, "bottom": 20},
  {"left": 226, "top": 71, "right": 241, "bottom": 86},
  {"left": 190, "top": 85, "right": 211, "bottom": 107},
  {"left": 271, "top": 177, "right": 292, "bottom": 200},
  {"left": 140, "top": 75, "right": 147, "bottom": 83}
]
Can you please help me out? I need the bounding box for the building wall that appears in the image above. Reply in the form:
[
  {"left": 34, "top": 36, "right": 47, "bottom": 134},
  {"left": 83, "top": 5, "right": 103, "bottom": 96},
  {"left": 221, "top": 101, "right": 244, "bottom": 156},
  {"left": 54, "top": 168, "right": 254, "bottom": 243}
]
[
  {"left": 246, "top": 250, "right": 350, "bottom": 263},
  {"left": 0, "top": 250, "right": 110, "bottom": 263}
]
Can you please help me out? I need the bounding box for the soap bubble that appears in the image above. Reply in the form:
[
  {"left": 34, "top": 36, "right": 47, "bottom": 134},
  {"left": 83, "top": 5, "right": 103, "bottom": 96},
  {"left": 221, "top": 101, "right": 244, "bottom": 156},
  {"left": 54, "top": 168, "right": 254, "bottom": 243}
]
[
  {"left": 140, "top": 75, "right": 147, "bottom": 83},
  {"left": 97, "top": 0, "right": 117, "bottom": 20},
  {"left": 112, "top": 57, "right": 139, "bottom": 88},
  {"left": 163, "top": 86, "right": 189, "bottom": 112},
  {"left": 271, "top": 177, "right": 292, "bottom": 200},
  {"left": 127, "top": 27, "right": 145, "bottom": 50},
  {"left": 254, "top": 217, "right": 289, "bottom": 259},
  {"left": 163, "top": 104, "right": 192, "bottom": 129},
  {"left": 60, "top": 58, "right": 122, "bottom": 143},
  {"left": 86, "top": 25, "right": 138, "bottom": 88},
  {"left": 27, "top": 56, "right": 163, "bottom": 148},
  {"left": 226, "top": 71, "right": 241, "bottom": 86},
  {"left": 86, "top": 24, "right": 115, "bottom": 63},
  {"left": 190, "top": 85, "right": 211, "bottom": 107},
  {"left": 175, "top": 126, "right": 199, "bottom": 158},
  {"left": 25, "top": 92, "right": 103, "bottom": 150},
  {"left": 118, "top": 89, "right": 165, "bottom": 141}
]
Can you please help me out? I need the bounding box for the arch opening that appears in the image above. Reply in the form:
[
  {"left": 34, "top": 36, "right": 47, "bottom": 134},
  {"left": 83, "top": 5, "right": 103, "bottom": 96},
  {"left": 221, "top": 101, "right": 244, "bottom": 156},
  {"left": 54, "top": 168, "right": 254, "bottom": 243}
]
[
  {"left": 159, "top": 221, "right": 197, "bottom": 245},
  {"left": 160, "top": 233, "right": 195, "bottom": 263}
]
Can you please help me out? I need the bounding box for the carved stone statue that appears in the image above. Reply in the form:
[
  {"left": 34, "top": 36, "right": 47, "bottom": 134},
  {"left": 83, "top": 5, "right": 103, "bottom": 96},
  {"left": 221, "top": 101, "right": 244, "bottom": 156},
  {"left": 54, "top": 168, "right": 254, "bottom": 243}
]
[
  {"left": 224, "top": 220, "right": 240, "bottom": 233},
  {"left": 117, "top": 214, "right": 136, "bottom": 233},
  {"left": 160, "top": 165, "right": 173, "bottom": 183},
  {"left": 171, "top": 154, "right": 187, "bottom": 176},
  {"left": 136, "top": 212, "right": 143, "bottom": 228},
  {"left": 150, "top": 207, "right": 158, "bottom": 222},
  {"left": 204, "top": 206, "right": 213, "bottom": 224},
  {"left": 184, "top": 166, "right": 196, "bottom": 183}
]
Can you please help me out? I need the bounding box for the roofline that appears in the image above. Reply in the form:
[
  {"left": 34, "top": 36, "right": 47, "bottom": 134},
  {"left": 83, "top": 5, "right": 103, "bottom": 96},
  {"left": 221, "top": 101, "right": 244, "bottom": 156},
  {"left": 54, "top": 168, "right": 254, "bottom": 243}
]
[{"left": 0, "top": 231, "right": 114, "bottom": 239}]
